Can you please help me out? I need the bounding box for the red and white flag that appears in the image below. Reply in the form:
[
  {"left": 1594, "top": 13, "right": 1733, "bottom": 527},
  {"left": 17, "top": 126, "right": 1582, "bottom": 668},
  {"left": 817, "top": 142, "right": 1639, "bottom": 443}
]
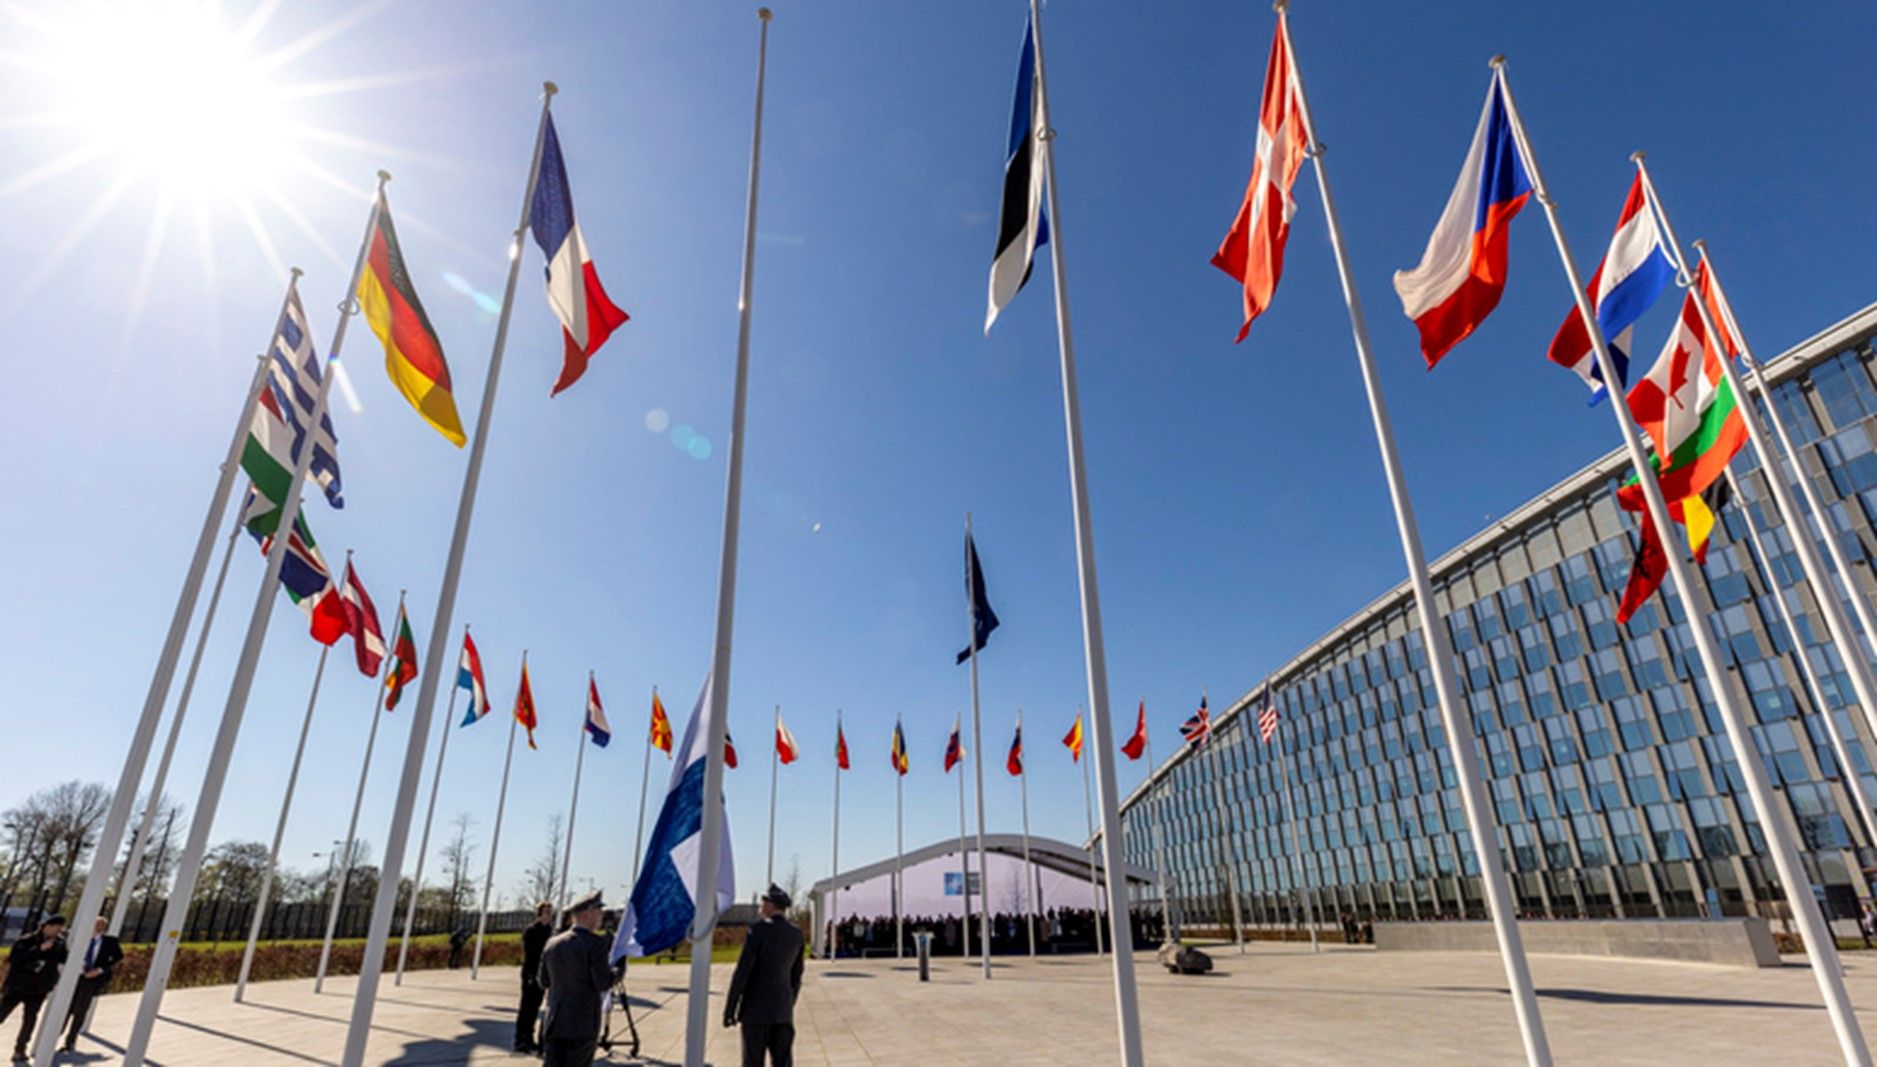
[
  {"left": 775, "top": 713, "right": 800, "bottom": 765},
  {"left": 1258, "top": 703, "right": 1280, "bottom": 744},
  {"left": 337, "top": 559, "right": 385, "bottom": 678},
  {"left": 1210, "top": 19, "right": 1308, "bottom": 342}
]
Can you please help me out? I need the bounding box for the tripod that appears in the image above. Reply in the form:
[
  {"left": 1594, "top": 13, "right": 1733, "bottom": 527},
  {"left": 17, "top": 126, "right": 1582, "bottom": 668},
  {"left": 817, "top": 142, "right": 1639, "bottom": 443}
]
[{"left": 599, "top": 963, "right": 641, "bottom": 1059}]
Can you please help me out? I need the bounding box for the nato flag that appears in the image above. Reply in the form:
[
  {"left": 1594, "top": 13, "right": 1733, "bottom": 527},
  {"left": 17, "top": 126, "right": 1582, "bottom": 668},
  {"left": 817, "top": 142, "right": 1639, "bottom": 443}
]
[{"left": 957, "top": 529, "right": 1000, "bottom": 664}]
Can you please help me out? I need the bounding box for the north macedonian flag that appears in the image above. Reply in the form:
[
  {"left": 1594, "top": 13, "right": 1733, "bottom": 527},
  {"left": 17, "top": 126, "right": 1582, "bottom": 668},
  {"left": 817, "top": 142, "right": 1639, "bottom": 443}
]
[{"left": 359, "top": 193, "right": 466, "bottom": 446}]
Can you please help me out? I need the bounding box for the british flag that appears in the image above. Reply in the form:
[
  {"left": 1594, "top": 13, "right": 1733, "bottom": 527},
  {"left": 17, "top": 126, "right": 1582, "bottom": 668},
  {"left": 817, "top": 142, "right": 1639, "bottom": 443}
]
[
  {"left": 1258, "top": 703, "right": 1280, "bottom": 745},
  {"left": 1181, "top": 697, "right": 1212, "bottom": 749}
]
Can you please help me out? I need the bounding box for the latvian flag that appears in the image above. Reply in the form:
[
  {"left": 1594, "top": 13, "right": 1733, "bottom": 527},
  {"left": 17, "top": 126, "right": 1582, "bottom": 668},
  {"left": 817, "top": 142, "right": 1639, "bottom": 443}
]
[
  {"left": 457, "top": 630, "right": 492, "bottom": 726},
  {"left": 338, "top": 559, "right": 385, "bottom": 677},
  {"left": 1393, "top": 70, "right": 1531, "bottom": 368},
  {"left": 1181, "top": 697, "right": 1212, "bottom": 749},
  {"left": 585, "top": 676, "right": 612, "bottom": 748},
  {"left": 984, "top": 9, "right": 1047, "bottom": 335},
  {"left": 1544, "top": 174, "right": 1674, "bottom": 398},
  {"left": 530, "top": 112, "right": 629, "bottom": 396}
]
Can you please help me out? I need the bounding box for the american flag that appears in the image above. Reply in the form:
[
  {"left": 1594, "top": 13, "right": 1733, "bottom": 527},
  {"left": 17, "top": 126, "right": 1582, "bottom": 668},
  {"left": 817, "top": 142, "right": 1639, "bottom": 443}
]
[
  {"left": 1180, "top": 697, "right": 1211, "bottom": 749},
  {"left": 1258, "top": 703, "right": 1280, "bottom": 744}
]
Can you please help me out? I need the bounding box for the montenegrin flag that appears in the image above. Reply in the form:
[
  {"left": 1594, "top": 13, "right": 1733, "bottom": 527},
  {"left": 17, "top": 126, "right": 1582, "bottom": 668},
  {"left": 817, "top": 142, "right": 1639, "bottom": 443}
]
[
  {"left": 1393, "top": 71, "right": 1531, "bottom": 367},
  {"left": 835, "top": 722, "right": 850, "bottom": 770},
  {"left": 775, "top": 713, "right": 800, "bottom": 765},
  {"left": 1062, "top": 713, "right": 1084, "bottom": 763},
  {"left": 457, "top": 630, "right": 492, "bottom": 725},
  {"left": 1545, "top": 173, "right": 1674, "bottom": 397},
  {"left": 585, "top": 676, "right": 612, "bottom": 748},
  {"left": 359, "top": 192, "right": 465, "bottom": 446},
  {"left": 529, "top": 112, "right": 629, "bottom": 396},
  {"left": 1210, "top": 18, "right": 1308, "bottom": 343},
  {"left": 613, "top": 670, "right": 735, "bottom": 960},
  {"left": 649, "top": 690, "right": 673, "bottom": 755}
]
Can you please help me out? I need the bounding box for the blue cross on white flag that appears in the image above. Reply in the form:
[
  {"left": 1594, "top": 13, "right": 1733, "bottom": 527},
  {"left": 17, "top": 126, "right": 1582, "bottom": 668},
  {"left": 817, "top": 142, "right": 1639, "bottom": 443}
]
[{"left": 612, "top": 669, "right": 735, "bottom": 961}]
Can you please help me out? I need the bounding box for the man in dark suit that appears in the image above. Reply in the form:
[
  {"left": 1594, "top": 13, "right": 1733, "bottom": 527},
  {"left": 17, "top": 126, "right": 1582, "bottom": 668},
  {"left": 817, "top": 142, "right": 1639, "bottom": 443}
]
[
  {"left": 537, "top": 891, "right": 612, "bottom": 1067},
  {"left": 724, "top": 885, "right": 804, "bottom": 1067},
  {"left": 515, "top": 901, "right": 554, "bottom": 1053},
  {"left": 0, "top": 915, "right": 67, "bottom": 1063},
  {"left": 61, "top": 917, "right": 122, "bottom": 1053}
]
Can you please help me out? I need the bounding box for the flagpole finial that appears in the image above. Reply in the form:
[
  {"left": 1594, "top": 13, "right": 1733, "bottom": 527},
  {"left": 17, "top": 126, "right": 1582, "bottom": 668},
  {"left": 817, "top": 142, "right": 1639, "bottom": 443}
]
[
  {"left": 290, "top": 266, "right": 304, "bottom": 280},
  {"left": 376, "top": 169, "right": 392, "bottom": 186},
  {"left": 758, "top": 6, "right": 772, "bottom": 21},
  {"left": 1273, "top": 0, "right": 1288, "bottom": 12},
  {"left": 1488, "top": 54, "right": 1506, "bottom": 69},
  {"left": 1629, "top": 150, "right": 1647, "bottom": 163},
  {"left": 1692, "top": 238, "right": 1708, "bottom": 252},
  {"left": 543, "top": 81, "right": 559, "bottom": 97}
]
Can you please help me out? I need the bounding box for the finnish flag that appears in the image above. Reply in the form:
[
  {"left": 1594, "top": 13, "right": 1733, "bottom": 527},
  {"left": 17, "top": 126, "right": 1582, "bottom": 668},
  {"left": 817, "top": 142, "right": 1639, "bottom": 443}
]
[{"left": 612, "top": 670, "right": 736, "bottom": 960}]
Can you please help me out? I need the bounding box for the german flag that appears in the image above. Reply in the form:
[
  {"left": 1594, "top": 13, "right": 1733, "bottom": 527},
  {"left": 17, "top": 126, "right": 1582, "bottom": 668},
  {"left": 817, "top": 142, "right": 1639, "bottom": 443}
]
[{"left": 358, "top": 196, "right": 465, "bottom": 446}]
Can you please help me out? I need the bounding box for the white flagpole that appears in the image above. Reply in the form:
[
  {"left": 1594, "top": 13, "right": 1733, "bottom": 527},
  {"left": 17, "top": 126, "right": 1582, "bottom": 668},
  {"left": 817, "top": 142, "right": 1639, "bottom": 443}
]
[
  {"left": 829, "top": 709, "right": 842, "bottom": 961},
  {"left": 235, "top": 640, "right": 332, "bottom": 1002},
  {"left": 684, "top": 13, "right": 771, "bottom": 1062},
  {"left": 1026, "top": 0, "right": 1143, "bottom": 1056},
  {"left": 1275, "top": 13, "right": 1549, "bottom": 1061},
  {"left": 894, "top": 752, "right": 904, "bottom": 959},
  {"left": 1202, "top": 704, "right": 1244, "bottom": 954},
  {"left": 396, "top": 640, "right": 464, "bottom": 987},
  {"left": 316, "top": 590, "right": 398, "bottom": 993},
  {"left": 1268, "top": 685, "right": 1316, "bottom": 953},
  {"left": 632, "top": 687, "right": 658, "bottom": 883},
  {"left": 1724, "top": 467, "right": 1877, "bottom": 846},
  {"left": 962, "top": 513, "right": 993, "bottom": 978},
  {"left": 956, "top": 733, "right": 973, "bottom": 958},
  {"left": 472, "top": 652, "right": 524, "bottom": 980},
  {"left": 36, "top": 271, "right": 294, "bottom": 1062},
  {"left": 340, "top": 82, "right": 559, "bottom": 1064},
  {"left": 1017, "top": 710, "right": 1036, "bottom": 957},
  {"left": 766, "top": 705, "right": 780, "bottom": 887},
  {"left": 1142, "top": 724, "right": 1174, "bottom": 940},
  {"left": 1077, "top": 738, "right": 1104, "bottom": 956},
  {"left": 118, "top": 172, "right": 379, "bottom": 1065},
  {"left": 109, "top": 512, "right": 245, "bottom": 937},
  {"left": 1496, "top": 59, "right": 1865, "bottom": 1064},
  {"left": 558, "top": 673, "right": 592, "bottom": 907}
]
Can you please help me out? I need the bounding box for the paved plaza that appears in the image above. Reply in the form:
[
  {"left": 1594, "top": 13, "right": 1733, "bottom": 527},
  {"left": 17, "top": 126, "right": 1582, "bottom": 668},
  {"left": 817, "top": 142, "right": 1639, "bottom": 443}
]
[{"left": 49, "top": 941, "right": 1877, "bottom": 1064}]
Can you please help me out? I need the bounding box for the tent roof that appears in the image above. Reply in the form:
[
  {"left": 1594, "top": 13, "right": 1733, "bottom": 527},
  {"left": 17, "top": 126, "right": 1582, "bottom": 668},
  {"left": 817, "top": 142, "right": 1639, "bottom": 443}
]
[{"left": 807, "top": 833, "right": 1154, "bottom": 898}]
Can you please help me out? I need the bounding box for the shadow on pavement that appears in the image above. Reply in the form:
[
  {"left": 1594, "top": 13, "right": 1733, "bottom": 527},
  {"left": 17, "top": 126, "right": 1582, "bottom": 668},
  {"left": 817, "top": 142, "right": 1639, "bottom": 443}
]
[
  {"left": 1434, "top": 986, "right": 1820, "bottom": 1011},
  {"left": 383, "top": 1016, "right": 513, "bottom": 1065}
]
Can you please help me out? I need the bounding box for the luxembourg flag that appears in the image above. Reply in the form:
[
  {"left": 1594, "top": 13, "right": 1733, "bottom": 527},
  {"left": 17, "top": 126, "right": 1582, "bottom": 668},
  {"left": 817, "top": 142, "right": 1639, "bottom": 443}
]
[
  {"left": 529, "top": 111, "right": 629, "bottom": 396},
  {"left": 1544, "top": 173, "right": 1674, "bottom": 398},
  {"left": 584, "top": 676, "right": 612, "bottom": 748},
  {"left": 457, "top": 631, "right": 492, "bottom": 726},
  {"left": 613, "top": 670, "right": 735, "bottom": 960},
  {"left": 1393, "top": 72, "right": 1532, "bottom": 368}
]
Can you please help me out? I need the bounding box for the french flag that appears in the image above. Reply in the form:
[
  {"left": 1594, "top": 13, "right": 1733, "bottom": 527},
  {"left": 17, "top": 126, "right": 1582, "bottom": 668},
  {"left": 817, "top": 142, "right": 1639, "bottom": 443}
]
[
  {"left": 1544, "top": 174, "right": 1674, "bottom": 399},
  {"left": 1393, "top": 73, "right": 1531, "bottom": 368},
  {"left": 529, "top": 112, "right": 629, "bottom": 396}
]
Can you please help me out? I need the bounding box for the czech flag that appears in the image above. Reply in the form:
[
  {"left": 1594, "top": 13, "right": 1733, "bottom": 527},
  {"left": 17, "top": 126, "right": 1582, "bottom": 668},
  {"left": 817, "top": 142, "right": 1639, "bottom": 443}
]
[
  {"left": 457, "top": 631, "right": 492, "bottom": 726},
  {"left": 1006, "top": 719, "right": 1023, "bottom": 777},
  {"left": 585, "top": 676, "right": 612, "bottom": 748},
  {"left": 944, "top": 719, "right": 965, "bottom": 773},
  {"left": 776, "top": 713, "right": 800, "bottom": 765},
  {"left": 530, "top": 112, "right": 629, "bottom": 396},
  {"left": 1393, "top": 71, "right": 1531, "bottom": 368}
]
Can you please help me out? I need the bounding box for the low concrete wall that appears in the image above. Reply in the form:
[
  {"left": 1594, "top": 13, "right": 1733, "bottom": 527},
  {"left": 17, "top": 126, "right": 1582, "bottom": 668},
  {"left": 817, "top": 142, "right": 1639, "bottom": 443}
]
[{"left": 1373, "top": 918, "right": 1780, "bottom": 968}]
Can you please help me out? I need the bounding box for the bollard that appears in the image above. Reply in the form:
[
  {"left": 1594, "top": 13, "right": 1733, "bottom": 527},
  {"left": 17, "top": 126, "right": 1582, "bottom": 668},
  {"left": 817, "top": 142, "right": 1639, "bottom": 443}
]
[{"left": 915, "top": 931, "right": 932, "bottom": 982}]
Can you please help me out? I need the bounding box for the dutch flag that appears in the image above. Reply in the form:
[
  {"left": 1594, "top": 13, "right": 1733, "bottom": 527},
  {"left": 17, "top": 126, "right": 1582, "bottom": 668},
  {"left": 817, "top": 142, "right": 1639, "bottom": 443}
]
[
  {"left": 529, "top": 111, "right": 630, "bottom": 396},
  {"left": 584, "top": 677, "right": 612, "bottom": 748},
  {"left": 1544, "top": 173, "right": 1675, "bottom": 400},
  {"left": 457, "top": 630, "right": 492, "bottom": 726}
]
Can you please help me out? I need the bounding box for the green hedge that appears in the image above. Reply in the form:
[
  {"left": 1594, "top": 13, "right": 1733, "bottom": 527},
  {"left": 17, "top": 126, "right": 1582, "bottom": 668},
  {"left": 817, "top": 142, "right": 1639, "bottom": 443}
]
[{"left": 106, "top": 933, "right": 524, "bottom": 991}]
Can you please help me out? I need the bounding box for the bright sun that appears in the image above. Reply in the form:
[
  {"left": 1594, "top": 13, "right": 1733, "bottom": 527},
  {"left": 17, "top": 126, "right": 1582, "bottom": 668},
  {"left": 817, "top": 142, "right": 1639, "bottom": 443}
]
[{"left": 47, "top": 2, "right": 291, "bottom": 196}]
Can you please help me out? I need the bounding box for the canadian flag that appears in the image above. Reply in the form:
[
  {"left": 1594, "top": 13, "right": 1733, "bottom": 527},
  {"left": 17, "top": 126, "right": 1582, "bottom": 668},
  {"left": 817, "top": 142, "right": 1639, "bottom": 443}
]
[{"left": 775, "top": 714, "right": 800, "bottom": 765}]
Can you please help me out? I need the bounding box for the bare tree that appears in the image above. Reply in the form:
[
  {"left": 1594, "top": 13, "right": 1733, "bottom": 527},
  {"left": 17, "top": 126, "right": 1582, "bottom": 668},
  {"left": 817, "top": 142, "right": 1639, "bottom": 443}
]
[
  {"left": 121, "top": 794, "right": 185, "bottom": 901},
  {"left": 518, "top": 814, "right": 563, "bottom": 908},
  {"left": 2, "top": 781, "right": 112, "bottom": 924},
  {"left": 439, "top": 814, "right": 478, "bottom": 930}
]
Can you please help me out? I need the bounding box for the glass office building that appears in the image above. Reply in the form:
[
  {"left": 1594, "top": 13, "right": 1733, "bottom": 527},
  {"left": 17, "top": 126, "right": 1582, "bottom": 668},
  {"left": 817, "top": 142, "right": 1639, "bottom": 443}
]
[{"left": 1118, "top": 302, "right": 1877, "bottom": 930}]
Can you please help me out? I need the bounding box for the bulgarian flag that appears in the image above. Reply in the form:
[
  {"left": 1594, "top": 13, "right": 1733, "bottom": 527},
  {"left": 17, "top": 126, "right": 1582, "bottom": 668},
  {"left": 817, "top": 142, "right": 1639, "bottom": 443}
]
[{"left": 383, "top": 607, "right": 419, "bottom": 710}]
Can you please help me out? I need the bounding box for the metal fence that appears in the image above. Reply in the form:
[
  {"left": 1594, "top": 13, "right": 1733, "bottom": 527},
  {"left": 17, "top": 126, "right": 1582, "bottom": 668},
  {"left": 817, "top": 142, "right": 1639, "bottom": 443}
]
[{"left": 3, "top": 897, "right": 535, "bottom": 945}]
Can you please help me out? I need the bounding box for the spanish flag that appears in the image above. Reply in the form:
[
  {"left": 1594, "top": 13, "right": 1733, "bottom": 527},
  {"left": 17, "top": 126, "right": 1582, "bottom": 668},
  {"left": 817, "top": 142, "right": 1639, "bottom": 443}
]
[
  {"left": 358, "top": 195, "right": 465, "bottom": 446},
  {"left": 1062, "top": 713, "right": 1084, "bottom": 763}
]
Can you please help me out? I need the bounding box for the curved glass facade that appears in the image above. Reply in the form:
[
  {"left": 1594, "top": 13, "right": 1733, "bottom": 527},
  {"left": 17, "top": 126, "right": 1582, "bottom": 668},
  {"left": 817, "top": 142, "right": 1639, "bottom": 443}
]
[{"left": 1120, "top": 304, "right": 1877, "bottom": 931}]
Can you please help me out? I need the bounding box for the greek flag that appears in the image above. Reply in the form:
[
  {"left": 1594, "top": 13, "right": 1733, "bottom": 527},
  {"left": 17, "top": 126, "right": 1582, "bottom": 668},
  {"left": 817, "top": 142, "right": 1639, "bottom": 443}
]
[
  {"left": 267, "top": 288, "right": 344, "bottom": 508},
  {"left": 612, "top": 670, "right": 735, "bottom": 960}
]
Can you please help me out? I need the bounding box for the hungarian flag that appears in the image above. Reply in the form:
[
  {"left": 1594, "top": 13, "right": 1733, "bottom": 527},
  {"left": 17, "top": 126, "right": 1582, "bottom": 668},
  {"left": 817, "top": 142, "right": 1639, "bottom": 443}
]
[
  {"left": 724, "top": 732, "right": 739, "bottom": 769},
  {"left": 775, "top": 713, "right": 800, "bottom": 765},
  {"left": 1006, "top": 720, "right": 1023, "bottom": 777},
  {"left": 514, "top": 660, "right": 539, "bottom": 749},
  {"left": 835, "top": 723, "right": 850, "bottom": 770},
  {"left": 1120, "top": 700, "right": 1148, "bottom": 761},
  {"left": 944, "top": 719, "right": 965, "bottom": 773},
  {"left": 584, "top": 676, "right": 611, "bottom": 747},
  {"left": 1210, "top": 18, "right": 1308, "bottom": 342},
  {"left": 337, "top": 559, "right": 385, "bottom": 678},
  {"left": 890, "top": 721, "right": 909, "bottom": 776},
  {"left": 383, "top": 605, "right": 419, "bottom": 710},
  {"left": 1393, "top": 71, "right": 1531, "bottom": 367},
  {"left": 1062, "top": 713, "right": 1084, "bottom": 763},
  {"left": 359, "top": 192, "right": 465, "bottom": 447},
  {"left": 649, "top": 690, "right": 673, "bottom": 755},
  {"left": 1618, "top": 478, "right": 1730, "bottom": 624},
  {"left": 457, "top": 630, "right": 492, "bottom": 726},
  {"left": 529, "top": 112, "right": 629, "bottom": 395},
  {"left": 1620, "top": 262, "right": 1747, "bottom": 509}
]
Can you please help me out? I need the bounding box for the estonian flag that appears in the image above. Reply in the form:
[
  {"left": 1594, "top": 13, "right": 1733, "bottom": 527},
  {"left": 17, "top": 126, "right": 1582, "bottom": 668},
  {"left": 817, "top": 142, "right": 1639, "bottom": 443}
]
[
  {"left": 612, "top": 670, "right": 736, "bottom": 960},
  {"left": 984, "top": 9, "right": 1047, "bottom": 334},
  {"left": 957, "top": 529, "right": 1000, "bottom": 664}
]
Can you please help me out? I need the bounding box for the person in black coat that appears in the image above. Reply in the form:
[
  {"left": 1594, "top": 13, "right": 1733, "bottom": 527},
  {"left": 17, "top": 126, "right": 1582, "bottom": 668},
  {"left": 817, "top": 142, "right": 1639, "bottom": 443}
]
[
  {"left": 515, "top": 902, "right": 555, "bottom": 1053},
  {"left": 724, "top": 885, "right": 804, "bottom": 1067},
  {"left": 537, "top": 891, "right": 613, "bottom": 1067},
  {"left": 61, "top": 917, "right": 122, "bottom": 1053},
  {"left": 1, "top": 915, "right": 67, "bottom": 1063}
]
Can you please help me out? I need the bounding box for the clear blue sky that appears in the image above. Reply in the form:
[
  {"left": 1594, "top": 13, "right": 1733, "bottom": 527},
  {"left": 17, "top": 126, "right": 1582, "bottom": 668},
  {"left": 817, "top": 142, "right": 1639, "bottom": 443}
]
[{"left": 3, "top": 0, "right": 1875, "bottom": 908}]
